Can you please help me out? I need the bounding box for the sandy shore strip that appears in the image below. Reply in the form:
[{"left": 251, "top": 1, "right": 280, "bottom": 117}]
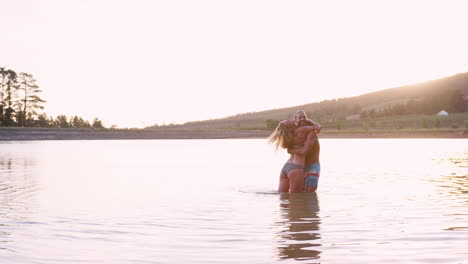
[
  {"left": 0, "top": 128, "right": 467, "bottom": 141},
  {"left": 0, "top": 128, "right": 269, "bottom": 141}
]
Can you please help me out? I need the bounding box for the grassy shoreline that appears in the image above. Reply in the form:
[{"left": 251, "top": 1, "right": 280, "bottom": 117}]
[{"left": 0, "top": 127, "right": 466, "bottom": 141}]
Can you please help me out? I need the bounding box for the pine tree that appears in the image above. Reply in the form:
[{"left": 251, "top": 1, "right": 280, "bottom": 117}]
[{"left": 16, "top": 72, "right": 46, "bottom": 126}]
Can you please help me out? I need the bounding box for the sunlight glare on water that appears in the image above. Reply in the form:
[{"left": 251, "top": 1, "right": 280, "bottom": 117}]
[{"left": 0, "top": 139, "right": 467, "bottom": 263}]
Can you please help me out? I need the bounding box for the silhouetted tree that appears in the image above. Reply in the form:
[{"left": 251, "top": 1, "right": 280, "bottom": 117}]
[
  {"left": 56, "top": 115, "right": 69, "bottom": 128},
  {"left": 16, "top": 72, "right": 46, "bottom": 126},
  {"left": 48, "top": 116, "right": 56, "bottom": 127},
  {"left": 0, "top": 67, "right": 18, "bottom": 126},
  {"left": 36, "top": 114, "right": 50, "bottom": 127},
  {"left": 70, "top": 115, "right": 91, "bottom": 128},
  {"left": 92, "top": 118, "right": 104, "bottom": 128}
]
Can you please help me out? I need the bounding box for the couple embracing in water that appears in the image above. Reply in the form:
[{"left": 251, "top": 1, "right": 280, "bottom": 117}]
[{"left": 269, "top": 111, "right": 322, "bottom": 193}]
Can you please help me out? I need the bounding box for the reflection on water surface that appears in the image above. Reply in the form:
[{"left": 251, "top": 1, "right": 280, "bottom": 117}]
[
  {"left": 277, "top": 193, "right": 321, "bottom": 262},
  {"left": 0, "top": 139, "right": 466, "bottom": 264}
]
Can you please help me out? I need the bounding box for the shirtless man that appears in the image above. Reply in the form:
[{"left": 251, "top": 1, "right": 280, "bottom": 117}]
[
  {"left": 270, "top": 119, "right": 320, "bottom": 193},
  {"left": 288, "top": 111, "right": 321, "bottom": 192}
]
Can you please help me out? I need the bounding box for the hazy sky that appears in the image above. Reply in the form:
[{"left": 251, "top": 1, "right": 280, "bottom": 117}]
[{"left": 2, "top": 0, "right": 468, "bottom": 127}]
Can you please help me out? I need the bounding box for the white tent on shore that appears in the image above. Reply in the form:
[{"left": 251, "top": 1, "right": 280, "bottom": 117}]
[{"left": 437, "top": 110, "right": 448, "bottom": 116}]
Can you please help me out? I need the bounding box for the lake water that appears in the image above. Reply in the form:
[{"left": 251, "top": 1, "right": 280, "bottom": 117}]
[{"left": 0, "top": 139, "right": 467, "bottom": 264}]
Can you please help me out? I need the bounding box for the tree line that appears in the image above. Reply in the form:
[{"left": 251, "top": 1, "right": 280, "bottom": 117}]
[{"left": 0, "top": 66, "right": 104, "bottom": 128}]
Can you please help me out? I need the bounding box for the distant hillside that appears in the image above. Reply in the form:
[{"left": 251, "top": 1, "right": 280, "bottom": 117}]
[{"left": 148, "top": 72, "right": 468, "bottom": 130}]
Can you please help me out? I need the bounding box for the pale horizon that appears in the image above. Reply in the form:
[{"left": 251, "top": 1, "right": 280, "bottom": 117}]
[{"left": 2, "top": 0, "right": 468, "bottom": 128}]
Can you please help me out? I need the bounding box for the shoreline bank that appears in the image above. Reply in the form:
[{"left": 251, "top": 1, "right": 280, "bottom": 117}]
[{"left": 0, "top": 128, "right": 466, "bottom": 141}]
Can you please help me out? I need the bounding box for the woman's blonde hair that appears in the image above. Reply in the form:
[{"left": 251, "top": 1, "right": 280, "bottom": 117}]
[{"left": 268, "top": 120, "right": 294, "bottom": 150}]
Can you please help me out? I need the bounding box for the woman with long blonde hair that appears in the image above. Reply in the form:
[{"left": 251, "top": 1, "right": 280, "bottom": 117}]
[{"left": 269, "top": 119, "right": 319, "bottom": 193}]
